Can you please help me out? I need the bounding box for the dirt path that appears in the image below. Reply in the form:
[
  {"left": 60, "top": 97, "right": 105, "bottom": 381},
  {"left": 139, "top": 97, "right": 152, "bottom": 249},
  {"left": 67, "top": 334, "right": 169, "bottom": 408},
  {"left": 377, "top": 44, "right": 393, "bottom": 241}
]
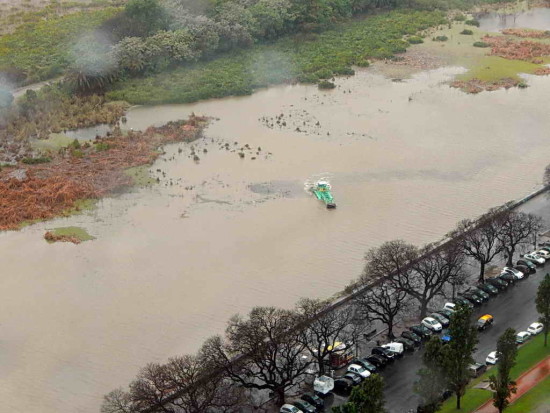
[{"left": 474, "top": 355, "right": 550, "bottom": 413}]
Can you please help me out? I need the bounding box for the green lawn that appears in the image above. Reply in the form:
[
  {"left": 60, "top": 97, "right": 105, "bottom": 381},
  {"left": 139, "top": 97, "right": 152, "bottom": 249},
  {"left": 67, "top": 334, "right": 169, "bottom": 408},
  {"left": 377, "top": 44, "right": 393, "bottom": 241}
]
[
  {"left": 439, "top": 333, "right": 550, "bottom": 413},
  {"left": 506, "top": 375, "right": 550, "bottom": 412}
]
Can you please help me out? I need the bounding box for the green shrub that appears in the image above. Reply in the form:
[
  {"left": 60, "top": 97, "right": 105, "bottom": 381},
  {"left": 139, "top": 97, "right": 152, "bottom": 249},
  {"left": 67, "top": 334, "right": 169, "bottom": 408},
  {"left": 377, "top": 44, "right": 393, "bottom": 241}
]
[
  {"left": 454, "top": 13, "right": 466, "bottom": 21},
  {"left": 318, "top": 80, "right": 336, "bottom": 89},
  {"left": 315, "top": 68, "right": 333, "bottom": 79},
  {"left": 473, "top": 41, "right": 489, "bottom": 48},
  {"left": 356, "top": 58, "right": 370, "bottom": 67},
  {"left": 408, "top": 36, "right": 424, "bottom": 44},
  {"left": 465, "top": 19, "right": 480, "bottom": 27},
  {"left": 333, "top": 67, "right": 355, "bottom": 76},
  {"left": 518, "top": 82, "right": 528, "bottom": 88},
  {"left": 69, "top": 139, "right": 81, "bottom": 149},
  {"left": 433, "top": 35, "right": 448, "bottom": 41},
  {"left": 460, "top": 29, "right": 474, "bottom": 35},
  {"left": 21, "top": 156, "right": 51, "bottom": 164},
  {"left": 95, "top": 142, "right": 112, "bottom": 151}
]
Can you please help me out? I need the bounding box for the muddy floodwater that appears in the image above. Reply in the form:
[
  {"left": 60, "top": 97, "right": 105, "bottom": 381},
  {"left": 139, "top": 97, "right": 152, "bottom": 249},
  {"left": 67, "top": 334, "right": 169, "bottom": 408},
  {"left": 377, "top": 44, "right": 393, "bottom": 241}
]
[{"left": 2, "top": 10, "right": 550, "bottom": 413}]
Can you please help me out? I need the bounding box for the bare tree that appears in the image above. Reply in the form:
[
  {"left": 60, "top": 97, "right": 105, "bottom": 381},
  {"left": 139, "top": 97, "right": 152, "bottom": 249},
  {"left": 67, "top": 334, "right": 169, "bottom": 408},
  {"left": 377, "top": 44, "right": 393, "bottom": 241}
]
[
  {"left": 296, "top": 298, "right": 365, "bottom": 375},
  {"left": 355, "top": 283, "right": 409, "bottom": 340},
  {"left": 496, "top": 210, "right": 542, "bottom": 266},
  {"left": 451, "top": 208, "right": 506, "bottom": 282},
  {"left": 395, "top": 241, "right": 465, "bottom": 318},
  {"left": 127, "top": 363, "right": 174, "bottom": 413},
  {"left": 201, "top": 307, "right": 310, "bottom": 406},
  {"left": 101, "top": 389, "right": 134, "bottom": 413},
  {"left": 362, "top": 240, "right": 417, "bottom": 282}
]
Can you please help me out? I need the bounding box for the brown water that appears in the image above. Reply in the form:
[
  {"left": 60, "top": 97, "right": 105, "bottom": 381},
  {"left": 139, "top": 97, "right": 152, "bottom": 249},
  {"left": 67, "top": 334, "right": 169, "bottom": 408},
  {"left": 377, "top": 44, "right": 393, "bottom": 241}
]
[{"left": 2, "top": 22, "right": 550, "bottom": 413}]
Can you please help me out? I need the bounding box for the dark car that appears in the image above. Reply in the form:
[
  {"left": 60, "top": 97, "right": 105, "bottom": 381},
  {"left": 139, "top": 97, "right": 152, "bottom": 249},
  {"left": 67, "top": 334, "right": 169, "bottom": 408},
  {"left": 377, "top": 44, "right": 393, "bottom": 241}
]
[
  {"left": 468, "top": 287, "right": 490, "bottom": 301},
  {"left": 486, "top": 277, "right": 508, "bottom": 290},
  {"left": 293, "top": 400, "right": 317, "bottom": 413},
  {"left": 436, "top": 309, "right": 455, "bottom": 319},
  {"left": 333, "top": 377, "right": 354, "bottom": 394},
  {"left": 353, "top": 358, "right": 378, "bottom": 373},
  {"left": 410, "top": 324, "right": 432, "bottom": 340},
  {"left": 300, "top": 393, "right": 324, "bottom": 410},
  {"left": 468, "top": 362, "right": 488, "bottom": 378},
  {"left": 430, "top": 312, "right": 450, "bottom": 328},
  {"left": 515, "top": 265, "right": 530, "bottom": 277},
  {"left": 394, "top": 337, "right": 415, "bottom": 352},
  {"left": 499, "top": 272, "right": 516, "bottom": 284},
  {"left": 401, "top": 331, "right": 422, "bottom": 346},
  {"left": 371, "top": 346, "right": 396, "bottom": 362},
  {"left": 366, "top": 354, "right": 387, "bottom": 369},
  {"left": 517, "top": 259, "right": 537, "bottom": 274},
  {"left": 477, "top": 283, "right": 499, "bottom": 296},
  {"left": 343, "top": 372, "right": 362, "bottom": 385},
  {"left": 454, "top": 297, "right": 475, "bottom": 308},
  {"left": 460, "top": 293, "right": 482, "bottom": 306}
]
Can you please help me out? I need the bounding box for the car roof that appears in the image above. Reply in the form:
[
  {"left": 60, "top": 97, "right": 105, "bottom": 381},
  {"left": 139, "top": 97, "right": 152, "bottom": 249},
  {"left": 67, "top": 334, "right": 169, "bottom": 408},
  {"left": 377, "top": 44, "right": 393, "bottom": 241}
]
[
  {"left": 517, "top": 331, "right": 529, "bottom": 336},
  {"left": 529, "top": 322, "right": 542, "bottom": 327},
  {"left": 480, "top": 314, "right": 493, "bottom": 320}
]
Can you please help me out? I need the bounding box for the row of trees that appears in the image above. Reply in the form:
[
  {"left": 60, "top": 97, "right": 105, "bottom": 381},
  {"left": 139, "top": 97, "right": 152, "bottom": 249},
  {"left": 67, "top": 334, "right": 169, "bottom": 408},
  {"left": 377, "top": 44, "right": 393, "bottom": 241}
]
[{"left": 101, "top": 207, "right": 543, "bottom": 412}]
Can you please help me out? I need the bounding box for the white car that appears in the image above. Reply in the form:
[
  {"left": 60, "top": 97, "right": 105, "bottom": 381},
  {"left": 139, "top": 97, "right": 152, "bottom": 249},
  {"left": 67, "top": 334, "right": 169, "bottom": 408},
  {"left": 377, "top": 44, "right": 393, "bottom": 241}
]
[
  {"left": 527, "top": 322, "right": 544, "bottom": 335},
  {"left": 381, "top": 342, "right": 405, "bottom": 357},
  {"left": 422, "top": 317, "right": 443, "bottom": 332},
  {"left": 280, "top": 404, "right": 302, "bottom": 413},
  {"left": 524, "top": 253, "right": 545, "bottom": 265},
  {"left": 536, "top": 249, "right": 550, "bottom": 259},
  {"left": 347, "top": 364, "right": 371, "bottom": 379},
  {"left": 502, "top": 267, "right": 524, "bottom": 280},
  {"left": 443, "top": 302, "right": 456, "bottom": 312},
  {"left": 516, "top": 331, "right": 531, "bottom": 344},
  {"left": 486, "top": 351, "right": 498, "bottom": 365}
]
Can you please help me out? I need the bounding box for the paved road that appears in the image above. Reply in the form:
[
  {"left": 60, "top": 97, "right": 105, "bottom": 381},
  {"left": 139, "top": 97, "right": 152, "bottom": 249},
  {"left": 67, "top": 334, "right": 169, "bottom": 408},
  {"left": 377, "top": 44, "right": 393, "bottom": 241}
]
[{"left": 328, "top": 192, "right": 550, "bottom": 413}]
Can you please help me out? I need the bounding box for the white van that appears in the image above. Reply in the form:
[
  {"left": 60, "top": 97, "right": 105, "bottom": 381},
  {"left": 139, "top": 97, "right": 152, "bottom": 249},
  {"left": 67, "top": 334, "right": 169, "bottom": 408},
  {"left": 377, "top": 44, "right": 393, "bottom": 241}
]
[
  {"left": 443, "top": 302, "right": 456, "bottom": 312},
  {"left": 381, "top": 342, "right": 404, "bottom": 357}
]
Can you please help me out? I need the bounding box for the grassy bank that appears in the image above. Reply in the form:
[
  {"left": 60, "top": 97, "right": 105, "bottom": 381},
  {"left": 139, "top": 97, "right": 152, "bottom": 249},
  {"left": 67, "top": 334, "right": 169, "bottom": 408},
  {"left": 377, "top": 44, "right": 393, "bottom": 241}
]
[
  {"left": 0, "top": 7, "right": 120, "bottom": 84},
  {"left": 106, "top": 10, "right": 446, "bottom": 105},
  {"left": 506, "top": 375, "right": 550, "bottom": 412},
  {"left": 439, "top": 333, "right": 550, "bottom": 413}
]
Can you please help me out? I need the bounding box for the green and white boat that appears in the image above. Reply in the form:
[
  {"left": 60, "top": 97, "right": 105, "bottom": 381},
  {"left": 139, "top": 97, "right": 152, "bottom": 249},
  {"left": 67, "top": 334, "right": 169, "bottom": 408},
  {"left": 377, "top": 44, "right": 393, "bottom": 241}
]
[{"left": 311, "top": 180, "right": 336, "bottom": 209}]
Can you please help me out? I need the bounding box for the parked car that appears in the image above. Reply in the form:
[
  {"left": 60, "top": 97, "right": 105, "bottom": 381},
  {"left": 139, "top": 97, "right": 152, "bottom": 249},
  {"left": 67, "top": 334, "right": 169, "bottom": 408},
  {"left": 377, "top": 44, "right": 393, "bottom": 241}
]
[
  {"left": 460, "top": 292, "right": 482, "bottom": 306},
  {"left": 381, "top": 342, "right": 405, "bottom": 357},
  {"left": 516, "top": 331, "right": 531, "bottom": 344},
  {"left": 394, "top": 337, "right": 415, "bottom": 352},
  {"left": 527, "top": 322, "right": 544, "bottom": 335},
  {"left": 410, "top": 324, "right": 433, "bottom": 340},
  {"left": 440, "top": 331, "right": 452, "bottom": 344},
  {"left": 486, "top": 351, "right": 498, "bottom": 365},
  {"left": 352, "top": 358, "right": 378, "bottom": 373},
  {"left": 536, "top": 249, "right": 550, "bottom": 259},
  {"left": 401, "top": 331, "right": 422, "bottom": 346},
  {"left": 365, "top": 355, "right": 387, "bottom": 369},
  {"left": 371, "top": 346, "right": 396, "bottom": 362},
  {"left": 502, "top": 266, "right": 524, "bottom": 280},
  {"left": 516, "top": 259, "right": 536, "bottom": 273},
  {"left": 293, "top": 401, "right": 316, "bottom": 413},
  {"left": 422, "top": 317, "right": 443, "bottom": 332},
  {"left": 514, "top": 265, "right": 530, "bottom": 277},
  {"left": 280, "top": 404, "right": 303, "bottom": 413},
  {"left": 487, "top": 277, "right": 509, "bottom": 289},
  {"left": 347, "top": 364, "right": 371, "bottom": 379},
  {"left": 430, "top": 312, "right": 450, "bottom": 328},
  {"left": 477, "top": 314, "right": 494, "bottom": 331},
  {"left": 498, "top": 272, "right": 516, "bottom": 284},
  {"left": 477, "top": 283, "right": 500, "bottom": 295},
  {"left": 468, "top": 362, "right": 487, "bottom": 378},
  {"left": 343, "top": 372, "right": 362, "bottom": 385},
  {"left": 523, "top": 253, "right": 545, "bottom": 265},
  {"left": 436, "top": 309, "right": 455, "bottom": 319},
  {"left": 467, "top": 287, "right": 490, "bottom": 301},
  {"left": 455, "top": 297, "right": 475, "bottom": 309},
  {"left": 443, "top": 302, "right": 456, "bottom": 312},
  {"left": 333, "top": 378, "right": 354, "bottom": 395},
  {"left": 300, "top": 394, "right": 324, "bottom": 410}
]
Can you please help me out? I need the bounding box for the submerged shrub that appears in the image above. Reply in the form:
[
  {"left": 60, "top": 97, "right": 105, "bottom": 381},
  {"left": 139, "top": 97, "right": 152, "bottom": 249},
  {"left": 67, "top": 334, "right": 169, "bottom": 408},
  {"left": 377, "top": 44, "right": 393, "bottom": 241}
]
[
  {"left": 318, "top": 80, "right": 336, "bottom": 89},
  {"left": 433, "top": 35, "right": 448, "bottom": 41},
  {"left": 408, "top": 36, "right": 424, "bottom": 44},
  {"left": 465, "top": 19, "right": 480, "bottom": 27},
  {"left": 460, "top": 29, "right": 474, "bottom": 35},
  {"left": 473, "top": 41, "right": 489, "bottom": 48}
]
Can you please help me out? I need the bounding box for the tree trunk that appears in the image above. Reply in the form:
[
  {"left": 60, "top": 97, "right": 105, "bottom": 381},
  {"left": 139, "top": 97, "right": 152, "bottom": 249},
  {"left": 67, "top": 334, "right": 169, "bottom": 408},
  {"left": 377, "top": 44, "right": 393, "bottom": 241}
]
[
  {"left": 456, "top": 392, "right": 461, "bottom": 409},
  {"left": 506, "top": 247, "right": 515, "bottom": 267},
  {"left": 387, "top": 320, "right": 394, "bottom": 340},
  {"left": 420, "top": 300, "right": 428, "bottom": 319},
  {"left": 275, "top": 386, "right": 285, "bottom": 406},
  {"left": 478, "top": 261, "right": 486, "bottom": 283}
]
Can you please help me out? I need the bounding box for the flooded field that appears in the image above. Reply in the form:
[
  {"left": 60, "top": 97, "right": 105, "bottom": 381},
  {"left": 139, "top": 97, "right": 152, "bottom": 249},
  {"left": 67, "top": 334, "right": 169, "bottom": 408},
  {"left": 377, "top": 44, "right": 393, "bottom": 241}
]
[{"left": 1, "top": 8, "right": 550, "bottom": 413}]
